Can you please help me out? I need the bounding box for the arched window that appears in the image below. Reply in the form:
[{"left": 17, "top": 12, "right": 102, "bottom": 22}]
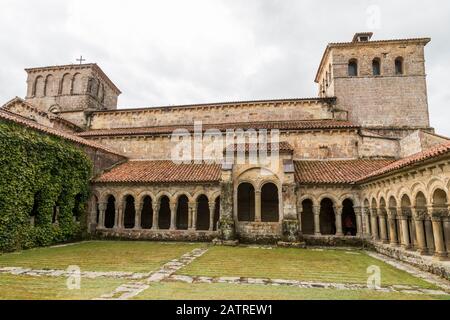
[
  {"left": 45, "top": 74, "right": 57, "bottom": 96},
  {"left": 372, "top": 58, "right": 381, "bottom": 76},
  {"left": 342, "top": 199, "right": 357, "bottom": 236},
  {"left": 301, "top": 199, "right": 314, "bottom": 235},
  {"left": 237, "top": 183, "right": 255, "bottom": 222},
  {"left": 348, "top": 59, "right": 358, "bottom": 76},
  {"left": 261, "top": 183, "right": 279, "bottom": 222},
  {"left": 158, "top": 196, "right": 171, "bottom": 230},
  {"left": 320, "top": 198, "right": 336, "bottom": 235},
  {"left": 395, "top": 57, "right": 404, "bottom": 75},
  {"left": 140, "top": 196, "right": 153, "bottom": 229},
  {"left": 196, "top": 195, "right": 210, "bottom": 230},
  {"left": 72, "top": 73, "right": 83, "bottom": 94},
  {"left": 60, "top": 73, "right": 72, "bottom": 95},
  {"left": 105, "top": 195, "right": 116, "bottom": 228},
  {"left": 176, "top": 195, "right": 189, "bottom": 230},
  {"left": 33, "top": 76, "right": 45, "bottom": 97},
  {"left": 123, "top": 195, "right": 135, "bottom": 229}
]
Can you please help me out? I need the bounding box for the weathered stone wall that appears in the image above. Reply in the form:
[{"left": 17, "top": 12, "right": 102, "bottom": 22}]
[
  {"left": 88, "top": 99, "right": 334, "bottom": 129},
  {"left": 358, "top": 132, "right": 399, "bottom": 158}
]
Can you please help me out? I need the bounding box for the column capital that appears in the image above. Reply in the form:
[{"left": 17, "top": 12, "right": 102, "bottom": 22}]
[{"left": 353, "top": 206, "right": 362, "bottom": 215}]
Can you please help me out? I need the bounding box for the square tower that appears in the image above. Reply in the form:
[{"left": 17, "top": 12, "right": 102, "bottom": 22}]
[
  {"left": 315, "top": 33, "right": 431, "bottom": 133},
  {"left": 24, "top": 63, "right": 121, "bottom": 114}
]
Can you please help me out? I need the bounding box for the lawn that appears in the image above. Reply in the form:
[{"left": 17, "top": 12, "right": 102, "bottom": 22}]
[
  {"left": 135, "top": 282, "right": 450, "bottom": 300},
  {"left": 0, "top": 241, "right": 204, "bottom": 273},
  {"left": 178, "top": 246, "right": 436, "bottom": 288},
  {"left": 0, "top": 274, "right": 123, "bottom": 300}
]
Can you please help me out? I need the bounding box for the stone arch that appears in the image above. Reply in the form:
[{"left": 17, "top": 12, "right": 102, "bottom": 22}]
[
  {"left": 60, "top": 73, "right": 72, "bottom": 95},
  {"left": 156, "top": 191, "right": 173, "bottom": 203},
  {"left": 33, "top": 76, "right": 45, "bottom": 97},
  {"left": 320, "top": 198, "right": 336, "bottom": 235},
  {"left": 137, "top": 191, "right": 156, "bottom": 205},
  {"left": 237, "top": 182, "right": 255, "bottom": 222},
  {"left": 173, "top": 191, "right": 193, "bottom": 203},
  {"left": 342, "top": 198, "right": 357, "bottom": 236},
  {"left": 44, "top": 74, "right": 57, "bottom": 96},
  {"left": 140, "top": 195, "right": 153, "bottom": 229},
  {"left": 301, "top": 198, "right": 314, "bottom": 235},
  {"left": 317, "top": 193, "right": 339, "bottom": 207},
  {"left": 196, "top": 194, "right": 210, "bottom": 230},
  {"left": 72, "top": 73, "right": 84, "bottom": 94},
  {"left": 415, "top": 191, "right": 427, "bottom": 208},
  {"left": 123, "top": 195, "right": 136, "bottom": 229},
  {"left": 432, "top": 188, "right": 448, "bottom": 207},
  {"left": 260, "top": 182, "right": 279, "bottom": 222},
  {"left": 158, "top": 195, "right": 171, "bottom": 230},
  {"left": 348, "top": 58, "right": 358, "bottom": 76},
  {"left": 395, "top": 56, "right": 404, "bottom": 75},
  {"left": 176, "top": 194, "right": 189, "bottom": 230},
  {"left": 104, "top": 195, "right": 116, "bottom": 228},
  {"left": 339, "top": 193, "right": 360, "bottom": 207}
]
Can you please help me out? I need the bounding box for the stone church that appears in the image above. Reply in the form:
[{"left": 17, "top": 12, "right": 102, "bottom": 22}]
[{"left": 1, "top": 32, "right": 450, "bottom": 267}]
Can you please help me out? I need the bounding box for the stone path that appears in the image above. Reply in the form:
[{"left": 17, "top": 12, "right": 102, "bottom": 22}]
[
  {"left": 366, "top": 250, "right": 450, "bottom": 291},
  {"left": 166, "top": 274, "right": 448, "bottom": 295},
  {"left": 95, "top": 247, "right": 209, "bottom": 300}
]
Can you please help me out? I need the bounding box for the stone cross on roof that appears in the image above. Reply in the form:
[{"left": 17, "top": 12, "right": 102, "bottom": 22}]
[{"left": 76, "top": 55, "right": 86, "bottom": 64}]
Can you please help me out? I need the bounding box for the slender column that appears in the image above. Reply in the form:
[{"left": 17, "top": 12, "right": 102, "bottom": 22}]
[
  {"left": 364, "top": 208, "right": 371, "bottom": 237},
  {"left": 443, "top": 211, "right": 450, "bottom": 255},
  {"left": 412, "top": 207, "right": 427, "bottom": 254},
  {"left": 134, "top": 201, "right": 142, "bottom": 230},
  {"left": 255, "top": 190, "right": 262, "bottom": 222},
  {"left": 354, "top": 207, "right": 362, "bottom": 237},
  {"left": 334, "top": 206, "right": 343, "bottom": 236},
  {"left": 371, "top": 208, "right": 379, "bottom": 241},
  {"left": 378, "top": 209, "right": 388, "bottom": 244},
  {"left": 170, "top": 201, "right": 177, "bottom": 230},
  {"left": 297, "top": 204, "right": 303, "bottom": 236},
  {"left": 151, "top": 202, "right": 159, "bottom": 230},
  {"left": 114, "top": 206, "right": 122, "bottom": 229},
  {"left": 388, "top": 208, "right": 398, "bottom": 246},
  {"left": 208, "top": 202, "right": 215, "bottom": 231},
  {"left": 431, "top": 211, "right": 447, "bottom": 260},
  {"left": 424, "top": 218, "right": 435, "bottom": 254},
  {"left": 192, "top": 204, "right": 198, "bottom": 230},
  {"left": 313, "top": 205, "right": 321, "bottom": 236},
  {"left": 188, "top": 203, "right": 194, "bottom": 230},
  {"left": 98, "top": 203, "right": 106, "bottom": 229},
  {"left": 398, "top": 207, "right": 411, "bottom": 249}
]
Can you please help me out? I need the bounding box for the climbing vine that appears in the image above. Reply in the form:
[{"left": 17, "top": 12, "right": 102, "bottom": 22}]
[{"left": 0, "top": 121, "right": 92, "bottom": 252}]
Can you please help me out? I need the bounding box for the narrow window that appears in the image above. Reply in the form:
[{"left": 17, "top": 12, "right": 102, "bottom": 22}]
[
  {"left": 348, "top": 59, "right": 358, "bottom": 76},
  {"left": 395, "top": 57, "right": 404, "bottom": 75},
  {"left": 372, "top": 58, "right": 381, "bottom": 76}
]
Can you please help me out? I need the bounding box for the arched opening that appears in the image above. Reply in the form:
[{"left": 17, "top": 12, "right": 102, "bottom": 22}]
[
  {"left": 415, "top": 191, "right": 431, "bottom": 251},
  {"left": 372, "top": 58, "right": 381, "bottom": 76},
  {"left": 60, "top": 73, "right": 72, "bottom": 95},
  {"left": 432, "top": 189, "right": 448, "bottom": 253},
  {"left": 342, "top": 199, "right": 357, "bottom": 236},
  {"left": 196, "top": 195, "right": 210, "bottom": 231},
  {"left": 213, "top": 197, "right": 220, "bottom": 231},
  {"left": 364, "top": 199, "right": 371, "bottom": 235},
  {"left": 140, "top": 196, "right": 153, "bottom": 229},
  {"left": 320, "top": 198, "right": 336, "bottom": 235},
  {"left": 379, "top": 197, "right": 389, "bottom": 241},
  {"left": 123, "top": 195, "right": 135, "bottom": 229},
  {"left": 158, "top": 196, "right": 171, "bottom": 230},
  {"left": 432, "top": 189, "right": 447, "bottom": 207},
  {"left": 176, "top": 195, "right": 189, "bottom": 230},
  {"left": 237, "top": 183, "right": 255, "bottom": 221},
  {"left": 72, "top": 193, "right": 83, "bottom": 222},
  {"left": 395, "top": 57, "right": 404, "bottom": 75},
  {"left": 348, "top": 59, "right": 358, "bottom": 76},
  {"left": 301, "top": 199, "right": 314, "bottom": 235},
  {"left": 45, "top": 75, "right": 57, "bottom": 96},
  {"left": 261, "top": 183, "right": 279, "bottom": 222},
  {"left": 72, "top": 73, "right": 84, "bottom": 94},
  {"left": 105, "top": 195, "right": 116, "bottom": 228},
  {"left": 34, "top": 76, "right": 45, "bottom": 97},
  {"left": 401, "top": 194, "right": 413, "bottom": 247},
  {"left": 371, "top": 198, "right": 380, "bottom": 239}
]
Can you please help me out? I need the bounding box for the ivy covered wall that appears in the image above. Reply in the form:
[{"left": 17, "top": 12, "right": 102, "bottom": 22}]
[{"left": 0, "top": 121, "right": 92, "bottom": 252}]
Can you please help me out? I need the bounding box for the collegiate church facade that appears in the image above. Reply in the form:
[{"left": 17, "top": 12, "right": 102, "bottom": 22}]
[{"left": 1, "top": 33, "right": 450, "bottom": 267}]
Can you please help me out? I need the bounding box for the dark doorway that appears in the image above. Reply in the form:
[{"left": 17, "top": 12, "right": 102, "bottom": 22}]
[
  {"left": 237, "top": 183, "right": 255, "bottom": 221},
  {"left": 320, "top": 198, "right": 336, "bottom": 235},
  {"left": 158, "top": 196, "right": 171, "bottom": 229},
  {"left": 176, "top": 195, "right": 189, "bottom": 230},
  {"left": 123, "top": 195, "right": 135, "bottom": 229},
  {"left": 261, "top": 183, "right": 279, "bottom": 222},
  {"left": 342, "top": 199, "right": 357, "bottom": 236},
  {"left": 196, "top": 195, "right": 210, "bottom": 230},
  {"left": 301, "top": 199, "right": 314, "bottom": 235},
  {"left": 105, "top": 195, "right": 115, "bottom": 228},
  {"left": 141, "top": 196, "right": 153, "bottom": 229}
]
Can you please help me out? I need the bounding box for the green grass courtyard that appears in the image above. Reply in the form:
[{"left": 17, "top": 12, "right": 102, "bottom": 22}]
[{"left": 0, "top": 241, "right": 448, "bottom": 300}]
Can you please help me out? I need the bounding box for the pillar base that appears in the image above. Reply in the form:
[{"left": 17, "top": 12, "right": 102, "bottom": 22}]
[
  {"left": 433, "top": 252, "right": 449, "bottom": 261},
  {"left": 335, "top": 232, "right": 344, "bottom": 237},
  {"left": 218, "top": 216, "right": 236, "bottom": 241},
  {"left": 282, "top": 219, "right": 301, "bottom": 242}
]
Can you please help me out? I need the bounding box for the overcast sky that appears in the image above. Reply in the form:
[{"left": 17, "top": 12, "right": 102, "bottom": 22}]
[{"left": 1, "top": 0, "right": 449, "bottom": 135}]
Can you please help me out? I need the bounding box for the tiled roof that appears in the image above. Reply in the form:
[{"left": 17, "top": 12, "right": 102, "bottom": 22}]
[
  {"left": 78, "top": 120, "right": 358, "bottom": 137},
  {"left": 0, "top": 109, "right": 125, "bottom": 157},
  {"left": 294, "top": 159, "right": 394, "bottom": 184},
  {"left": 225, "top": 141, "right": 294, "bottom": 154},
  {"left": 358, "top": 141, "right": 450, "bottom": 182},
  {"left": 94, "top": 160, "right": 221, "bottom": 184}
]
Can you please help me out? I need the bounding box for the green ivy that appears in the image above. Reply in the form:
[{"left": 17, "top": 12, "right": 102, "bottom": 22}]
[{"left": 0, "top": 121, "right": 92, "bottom": 252}]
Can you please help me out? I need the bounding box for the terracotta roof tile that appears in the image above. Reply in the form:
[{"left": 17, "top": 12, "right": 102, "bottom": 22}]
[
  {"left": 294, "top": 159, "right": 394, "bottom": 184},
  {"left": 94, "top": 160, "right": 221, "bottom": 184},
  {"left": 358, "top": 141, "right": 450, "bottom": 182},
  {"left": 78, "top": 120, "right": 358, "bottom": 137},
  {"left": 0, "top": 109, "right": 125, "bottom": 157}
]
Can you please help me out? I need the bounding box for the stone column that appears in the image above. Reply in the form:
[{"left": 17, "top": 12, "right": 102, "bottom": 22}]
[
  {"left": 387, "top": 208, "right": 398, "bottom": 246},
  {"left": 431, "top": 211, "right": 448, "bottom": 260},
  {"left": 297, "top": 204, "right": 303, "bottom": 237},
  {"left": 354, "top": 207, "right": 362, "bottom": 237},
  {"left": 191, "top": 205, "right": 197, "bottom": 231},
  {"left": 313, "top": 205, "right": 321, "bottom": 236},
  {"left": 398, "top": 208, "right": 411, "bottom": 249},
  {"left": 363, "top": 208, "right": 371, "bottom": 238},
  {"left": 218, "top": 173, "right": 235, "bottom": 240},
  {"left": 334, "top": 206, "right": 343, "bottom": 236},
  {"left": 98, "top": 202, "right": 106, "bottom": 229},
  {"left": 412, "top": 207, "right": 427, "bottom": 255},
  {"left": 114, "top": 205, "right": 122, "bottom": 229},
  {"left": 209, "top": 201, "right": 215, "bottom": 231},
  {"left": 255, "top": 190, "right": 262, "bottom": 222},
  {"left": 378, "top": 209, "right": 388, "bottom": 244},
  {"left": 443, "top": 212, "right": 450, "bottom": 255},
  {"left": 424, "top": 218, "right": 435, "bottom": 254},
  {"left": 151, "top": 202, "right": 159, "bottom": 230},
  {"left": 371, "top": 208, "right": 379, "bottom": 241},
  {"left": 170, "top": 201, "right": 177, "bottom": 230},
  {"left": 133, "top": 201, "right": 142, "bottom": 230},
  {"left": 188, "top": 203, "right": 194, "bottom": 230}
]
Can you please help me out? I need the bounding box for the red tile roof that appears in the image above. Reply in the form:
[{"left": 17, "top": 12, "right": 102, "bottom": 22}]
[
  {"left": 78, "top": 120, "right": 358, "bottom": 137},
  {"left": 358, "top": 141, "right": 450, "bottom": 182},
  {"left": 94, "top": 160, "right": 221, "bottom": 184},
  {"left": 0, "top": 109, "right": 125, "bottom": 157},
  {"left": 294, "top": 159, "right": 394, "bottom": 184}
]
